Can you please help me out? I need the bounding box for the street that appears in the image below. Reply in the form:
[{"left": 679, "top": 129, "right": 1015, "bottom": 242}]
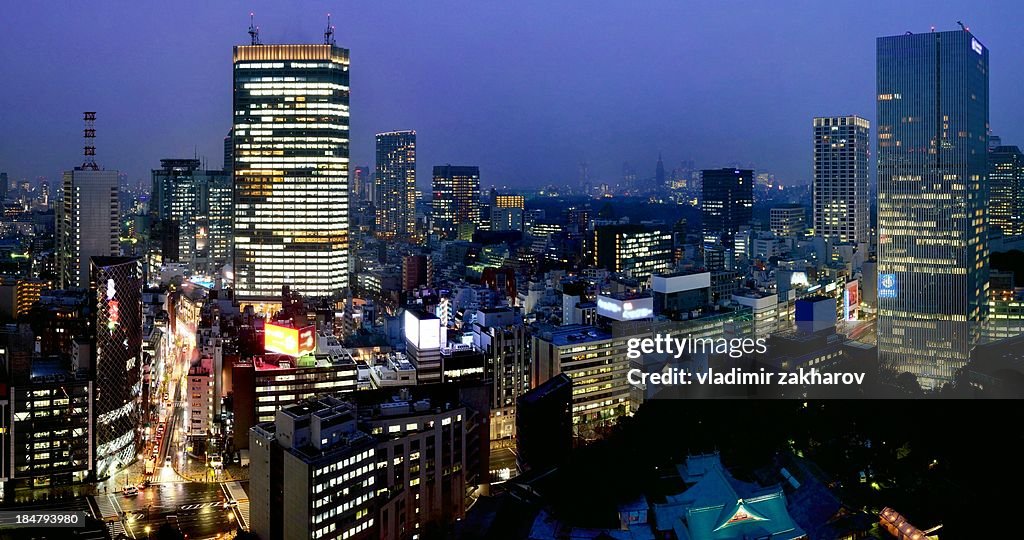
[{"left": 115, "top": 482, "right": 238, "bottom": 539}]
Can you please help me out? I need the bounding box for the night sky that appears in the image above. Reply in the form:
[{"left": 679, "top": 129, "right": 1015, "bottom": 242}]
[{"left": 1, "top": 1, "right": 1020, "bottom": 189}]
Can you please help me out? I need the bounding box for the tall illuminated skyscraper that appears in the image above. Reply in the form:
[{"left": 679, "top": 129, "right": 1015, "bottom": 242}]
[
  {"left": 232, "top": 42, "right": 350, "bottom": 303},
  {"left": 813, "top": 115, "right": 870, "bottom": 244},
  {"left": 988, "top": 144, "right": 1024, "bottom": 237},
  {"left": 876, "top": 29, "right": 989, "bottom": 389},
  {"left": 374, "top": 130, "right": 416, "bottom": 238},
  {"left": 431, "top": 165, "right": 480, "bottom": 239}
]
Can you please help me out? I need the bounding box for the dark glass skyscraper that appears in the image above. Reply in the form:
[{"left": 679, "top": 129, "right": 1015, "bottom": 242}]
[
  {"left": 701, "top": 168, "right": 753, "bottom": 249},
  {"left": 232, "top": 44, "right": 350, "bottom": 304},
  {"left": 988, "top": 145, "right": 1024, "bottom": 238},
  {"left": 876, "top": 29, "right": 989, "bottom": 389},
  {"left": 374, "top": 130, "right": 416, "bottom": 238},
  {"left": 431, "top": 165, "right": 480, "bottom": 240}
]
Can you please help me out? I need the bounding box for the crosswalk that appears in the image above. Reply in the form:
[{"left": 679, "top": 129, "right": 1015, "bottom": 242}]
[
  {"left": 92, "top": 493, "right": 132, "bottom": 539},
  {"left": 222, "top": 481, "right": 250, "bottom": 531}
]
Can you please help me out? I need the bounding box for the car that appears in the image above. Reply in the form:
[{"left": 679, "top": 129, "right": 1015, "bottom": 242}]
[
  {"left": 165, "top": 455, "right": 173, "bottom": 465},
  {"left": 123, "top": 486, "right": 139, "bottom": 497},
  {"left": 222, "top": 500, "right": 238, "bottom": 508}
]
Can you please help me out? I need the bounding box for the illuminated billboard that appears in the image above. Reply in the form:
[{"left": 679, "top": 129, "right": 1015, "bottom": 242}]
[
  {"left": 403, "top": 309, "right": 442, "bottom": 349},
  {"left": 265, "top": 323, "right": 316, "bottom": 357},
  {"left": 843, "top": 280, "right": 859, "bottom": 321},
  {"left": 596, "top": 295, "right": 654, "bottom": 321},
  {"left": 878, "top": 273, "right": 898, "bottom": 299}
]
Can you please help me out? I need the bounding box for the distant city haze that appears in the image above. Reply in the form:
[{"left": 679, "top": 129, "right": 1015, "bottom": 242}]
[{"left": 2, "top": 1, "right": 1021, "bottom": 188}]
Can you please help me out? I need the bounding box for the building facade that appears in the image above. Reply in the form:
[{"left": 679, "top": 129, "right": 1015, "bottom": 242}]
[
  {"left": 701, "top": 168, "right": 753, "bottom": 250},
  {"left": 431, "top": 165, "right": 480, "bottom": 240},
  {"left": 375, "top": 130, "right": 417, "bottom": 238},
  {"left": 770, "top": 204, "right": 806, "bottom": 238},
  {"left": 471, "top": 308, "right": 531, "bottom": 442},
  {"left": 988, "top": 145, "right": 1024, "bottom": 238},
  {"left": 232, "top": 43, "right": 351, "bottom": 303},
  {"left": 91, "top": 256, "right": 144, "bottom": 478},
  {"left": 813, "top": 115, "right": 870, "bottom": 244},
  {"left": 593, "top": 224, "right": 673, "bottom": 281},
  {"left": 876, "top": 29, "right": 990, "bottom": 389},
  {"left": 57, "top": 169, "right": 119, "bottom": 289}
]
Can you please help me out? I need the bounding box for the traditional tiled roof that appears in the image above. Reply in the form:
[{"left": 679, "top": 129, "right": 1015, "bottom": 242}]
[{"left": 653, "top": 453, "right": 807, "bottom": 540}]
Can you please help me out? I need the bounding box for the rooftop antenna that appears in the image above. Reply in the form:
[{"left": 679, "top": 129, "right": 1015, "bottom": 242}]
[
  {"left": 324, "top": 13, "right": 335, "bottom": 45},
  {"left": 248, "top": 12, "right": 261, "bottom": 45},
  {"left": 957, "top": 21, "right": 968, "bottom": 32},
  {"left": 82, "top": 112, "right": 99, "bottom": 171}
]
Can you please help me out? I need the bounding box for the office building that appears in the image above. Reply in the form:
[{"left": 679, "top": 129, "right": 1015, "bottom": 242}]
[
  {"left": 701, "top": 168, "right": 753, "bottom": 248},
  {"left": 231, "top": 349, "right": 358, "bottom": 449},
  {"left": 6, "top": 359, "right": 93, "bottom": 491},
  {"left": 593, "top": 224, "right": 673, "bottom": 281},
  {"left": 91, "top": 256, "right": 143, "bottom": 478},
  {"left": 876, "top": 29, "right": 989, "bottom": 389},
  {"left": 431, "top": 165, "right": 480, "bottom": 239},
  {"left": 471, "top": 308, "right": 531, "bottom": 441},
  {"left": 375, "top": 130, "right": 417, "bottom": 238},
  {"left": 150, "top": 159, "right": 231, "bottom": 266},
  {"left": 233, "top": 43, "right": 351, "bottom": 303},
  {"left": 813, "top": 115, "right": 870, "bottom": 244},
  {"left": 770, "top": 204, "right": 806, "bottom": 237},
  {"left": 250, "top": 389, "right": 479, "bottom": 540},
  {"left": 57, "top": 167, "right": 119, "bottom": 289},
  {"left": 988, "top": 145, "right": 1024, "bottom": 237},
  {"left": 250, "top": 399, "right": 377, "bottom": 540},
  {"left": 187, "top": 358, "right": 215, "bottom": 438},
  {"left": 531, "top": 324, "right": 632, "bottom": 437}
]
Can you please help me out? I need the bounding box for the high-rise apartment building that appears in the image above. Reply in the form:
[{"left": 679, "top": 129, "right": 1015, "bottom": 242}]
[
  {"left": 593, "top": 224, "right": 673, "bottom": 281},
  {"left": 374, "top": 130, "right": 416, "bottom": 238},
  {"left": 701, "top": 168, "right": 753, "bottom": 248},
  {"left": 431, "top": 165, "right": 480, "bottom": 239},
  {"left": 876, "top": 29, "right": 989, "bottom": 389},
  {"left": 233, "top": 43, "right": 351, "bottom": 303},
  {"left": 988, "top": 145, "right": 1024, "bottom": 237},
  {"left": 813, "top": 116, "right": 870, "bottom": 244}
]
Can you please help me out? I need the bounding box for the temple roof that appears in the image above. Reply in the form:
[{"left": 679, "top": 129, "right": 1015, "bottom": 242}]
[{"left": 653, "top": 453, "right": 807, "bottom": 540}]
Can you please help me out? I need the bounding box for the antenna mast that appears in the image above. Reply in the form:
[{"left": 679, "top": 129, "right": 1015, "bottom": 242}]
[
  {"left": 324, "top": 13, "right": 335, "bottom": 45},
  {"left": 82, "top": 112, "right": 99, "bottom": 171},
  {"left": 248, "top": 12, "right": 261, "bottom": 45}
]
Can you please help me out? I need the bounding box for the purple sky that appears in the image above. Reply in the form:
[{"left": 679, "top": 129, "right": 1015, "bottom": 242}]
[{"left": 1, "top": 1, "right": 1019, "bottom": 189}]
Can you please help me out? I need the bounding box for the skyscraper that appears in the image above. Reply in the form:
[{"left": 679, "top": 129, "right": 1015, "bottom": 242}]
[
  {"left": 431, "top": 165, "right": 480, "bottom": 240},
  {"left": 232, "top": 43, "right": 350, "bottom": 304},
  {"left": 813, "top": 115, "right": 870, "bottom": 244},
  {"left": 374, "top": 130, "right": 416, "bottom": 238},
  {"left": 57, "top": 114, "right": 119, "bottom": 289},
  {"left": 150, "top": 159, "right": 230, "bottom": 266},
  {"left": 988, "top": 145, "right": 1024, "bottom": 237},
  {"left": 876, "top": 29, "right": 989, "bottom": 389},
  {"left": 701, "top": 168, "right": 753, "bottom": 248}
]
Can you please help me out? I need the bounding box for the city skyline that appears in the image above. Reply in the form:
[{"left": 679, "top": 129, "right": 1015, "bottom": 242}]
[{"left": 4, "top": 2, "right": 1024, "bottom": 188}]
